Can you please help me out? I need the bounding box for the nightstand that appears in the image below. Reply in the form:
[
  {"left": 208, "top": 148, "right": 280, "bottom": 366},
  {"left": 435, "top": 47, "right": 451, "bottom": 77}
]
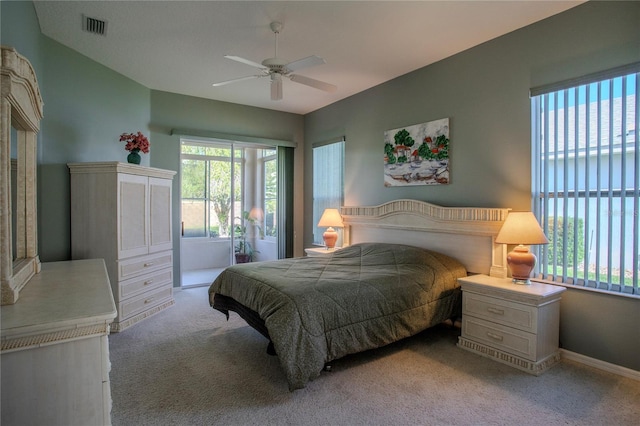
[
  {"left": 304, "top": 247, "right": 341, "bottom": 257},
  {"left": 457, "top": 274, "right": 566, "bottom": 375}
]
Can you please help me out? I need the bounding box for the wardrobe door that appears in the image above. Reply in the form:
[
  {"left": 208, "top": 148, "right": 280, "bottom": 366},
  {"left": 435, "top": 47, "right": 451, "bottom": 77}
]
[
  {"left": 149, "top": 177, "right": 173, "bottom": 253},
  {"left": 118, "top": 173, "right": 149, "bottom": 259}
]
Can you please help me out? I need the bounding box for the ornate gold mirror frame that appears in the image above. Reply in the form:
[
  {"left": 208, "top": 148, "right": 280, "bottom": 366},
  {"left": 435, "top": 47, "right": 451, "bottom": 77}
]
[{"left": 1, "top": 46, "right": 43, "bottom": 304}]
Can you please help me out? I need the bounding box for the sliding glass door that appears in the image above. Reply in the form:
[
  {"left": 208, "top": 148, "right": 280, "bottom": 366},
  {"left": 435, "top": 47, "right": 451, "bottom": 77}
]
[
  {"left": 179, "top": 139, "right": 283, "bottom": 286},
  {"left": 181, "top": 142, "right": 239, "bottom": 239}
]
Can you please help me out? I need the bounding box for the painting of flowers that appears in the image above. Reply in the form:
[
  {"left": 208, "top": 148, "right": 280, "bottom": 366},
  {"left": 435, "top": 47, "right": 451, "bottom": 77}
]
[{"left": 383, "top": 118, "right": 449, "bottom": 186}]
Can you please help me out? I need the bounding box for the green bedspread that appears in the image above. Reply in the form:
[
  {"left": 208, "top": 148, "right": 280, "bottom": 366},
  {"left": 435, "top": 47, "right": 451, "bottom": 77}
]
[{"left": 209, "top": 242, "right": 466, "bottom": 390}]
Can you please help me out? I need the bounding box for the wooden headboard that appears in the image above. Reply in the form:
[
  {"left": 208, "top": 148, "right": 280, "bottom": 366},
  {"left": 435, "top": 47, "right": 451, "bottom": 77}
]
[{"left": 341, "top": 199, "right": 510, "bottom": 277}]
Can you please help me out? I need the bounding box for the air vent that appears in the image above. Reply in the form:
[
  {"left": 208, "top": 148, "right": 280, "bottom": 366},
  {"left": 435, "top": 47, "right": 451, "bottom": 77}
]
[{"left": 82, "top": 14, "right": 108, "bottom": 36}]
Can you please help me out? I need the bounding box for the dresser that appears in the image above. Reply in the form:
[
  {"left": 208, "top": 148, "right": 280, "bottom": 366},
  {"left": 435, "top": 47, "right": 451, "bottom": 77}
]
[
  {"left": 457, "top": 274, "right": 566, "bottom": 375},
  {"left": 68, "top": 162, "right": 176, "bottom": 332},
  {"left": 1, "top": 259, "right": 116, "bottom": 426}
]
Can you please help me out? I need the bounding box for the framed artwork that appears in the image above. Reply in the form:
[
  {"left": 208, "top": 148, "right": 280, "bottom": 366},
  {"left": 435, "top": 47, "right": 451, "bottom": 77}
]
[{"left": 383, "top": 118, "right": 450, "bottom": 187}]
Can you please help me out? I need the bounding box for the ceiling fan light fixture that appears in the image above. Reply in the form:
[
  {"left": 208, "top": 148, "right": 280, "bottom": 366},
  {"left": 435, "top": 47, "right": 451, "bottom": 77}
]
[{"left": 271, "top": 74, "right": 283, "bottom": 101}]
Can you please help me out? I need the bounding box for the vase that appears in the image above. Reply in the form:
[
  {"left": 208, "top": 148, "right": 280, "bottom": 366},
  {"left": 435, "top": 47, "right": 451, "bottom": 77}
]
[{"left": 127, "top": 149, "right": 141, "bottom": 165}]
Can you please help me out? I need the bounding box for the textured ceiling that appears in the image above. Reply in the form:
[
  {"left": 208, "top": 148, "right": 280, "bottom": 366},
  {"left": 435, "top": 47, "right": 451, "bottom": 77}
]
[{"left": 33, "top": 1, "right": 583, "bottom": 114}]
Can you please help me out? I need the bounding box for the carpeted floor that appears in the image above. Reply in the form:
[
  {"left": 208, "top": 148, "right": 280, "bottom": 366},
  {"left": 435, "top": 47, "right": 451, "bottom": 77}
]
[{"left": 108, "top": 286, "right": 640, "bottom": 426}]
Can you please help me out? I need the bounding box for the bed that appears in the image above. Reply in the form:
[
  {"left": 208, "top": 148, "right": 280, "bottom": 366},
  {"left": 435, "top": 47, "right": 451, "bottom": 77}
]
[{"left": 209, "top": 200, "right": 510, "bottom": 390}]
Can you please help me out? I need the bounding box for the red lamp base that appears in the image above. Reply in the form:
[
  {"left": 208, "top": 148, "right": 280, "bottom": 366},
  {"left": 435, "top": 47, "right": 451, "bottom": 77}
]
[
  {"left": 507, "top": 245, "right": 537, "bottom": 284},
  {"left": 323, "top": 227, "right": 338, "bottom": 249}
]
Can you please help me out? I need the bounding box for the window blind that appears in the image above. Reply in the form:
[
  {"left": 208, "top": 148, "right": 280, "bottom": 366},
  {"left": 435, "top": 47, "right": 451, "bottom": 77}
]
[
  {"left": 312, "top": 138, "right": 345, "bottom": 246},
  {"left": 532, "top": 70, "right": 639, "bottom": 296}
]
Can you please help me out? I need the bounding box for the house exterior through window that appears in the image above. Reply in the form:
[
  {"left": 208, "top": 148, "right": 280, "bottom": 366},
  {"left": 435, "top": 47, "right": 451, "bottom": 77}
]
[{"left": 531, "top": 66, "right": 639, "bottom": 295}]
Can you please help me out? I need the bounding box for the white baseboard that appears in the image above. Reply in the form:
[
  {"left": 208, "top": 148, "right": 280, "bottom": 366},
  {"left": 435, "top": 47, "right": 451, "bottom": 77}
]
[{"left": 560, "top": 349, "right": 640, "bottom": 381}]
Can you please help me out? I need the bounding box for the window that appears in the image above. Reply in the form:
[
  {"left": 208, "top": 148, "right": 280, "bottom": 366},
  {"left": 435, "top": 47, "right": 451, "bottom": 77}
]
[
  {"left": 181, "top": 141, "right": 241, "bottom": 238},
  {"left": 532, "top": 66, "right": 639, "bottom": 295},
  {"left": 312, "top": 138, "right": 345, "bottom": 246},
  {"left": 262, "top": 148, "right": 277, "bottom": 237}
]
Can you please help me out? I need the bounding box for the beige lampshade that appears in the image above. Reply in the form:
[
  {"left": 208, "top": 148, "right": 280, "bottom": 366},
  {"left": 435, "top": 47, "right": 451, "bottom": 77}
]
[
  {"left": 495, "top": 212, "right": 549, "bottom": 245},
  {"left": 317, "top": 208, "right": 344, "bottom": 228},
  {"left": 496, "top": 212, "right": 548, "bottom": 284},
  {"left": 318, "top": 208, "right": 343, "bottom": 249}
]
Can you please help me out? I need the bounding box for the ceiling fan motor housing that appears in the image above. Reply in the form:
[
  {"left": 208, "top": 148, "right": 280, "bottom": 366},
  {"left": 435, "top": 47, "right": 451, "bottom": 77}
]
[{"left": 262, "top": 57, "right": 288, "bottom": 73}]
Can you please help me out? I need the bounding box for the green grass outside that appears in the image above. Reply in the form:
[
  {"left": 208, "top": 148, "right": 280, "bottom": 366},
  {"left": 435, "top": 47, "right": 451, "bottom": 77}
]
[{"left": 544, "top": 266, "right": 635, "bottom": 286}]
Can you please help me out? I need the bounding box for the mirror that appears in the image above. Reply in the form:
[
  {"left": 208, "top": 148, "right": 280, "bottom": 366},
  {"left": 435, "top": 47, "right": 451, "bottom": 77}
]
[
  {"left": 1, "top": 46, "right": 43, "bottom": 305},
  {"left": 11, "top": 125, "right": 17, "bottom": 263}
]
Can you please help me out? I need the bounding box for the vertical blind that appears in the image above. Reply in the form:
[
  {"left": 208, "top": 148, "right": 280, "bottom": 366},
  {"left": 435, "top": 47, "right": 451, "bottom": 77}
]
[
  {"left": 312, "top": 138, "right": 345, "bottom": 246},
  {"left": 531, "top": 65, "right": 639, "bottom": 295}
]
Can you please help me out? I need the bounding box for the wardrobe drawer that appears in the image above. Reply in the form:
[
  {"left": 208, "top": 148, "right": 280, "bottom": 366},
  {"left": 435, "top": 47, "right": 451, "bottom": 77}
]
[
  {"left": 118, "top": 251, "right": 173, "bottom": 281},
  {"left": 120, "top": 269, "right": 173, "bottom": 300},
  {"left": 118, "top": 286, "right": 173, "bottom": 320},
  {"left": 463, "top": 292, "right": 537, "bottom": 333},
  {"left": 462, "top": 316, "right": 536, "bottom": 361}
]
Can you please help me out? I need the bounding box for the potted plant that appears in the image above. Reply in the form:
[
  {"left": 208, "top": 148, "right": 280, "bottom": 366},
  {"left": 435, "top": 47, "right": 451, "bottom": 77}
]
[
  {"left": 234, "top": 210, "right": 261, "bottom": 263},
  {"left": 119, "top": 131, "right": 150, "bottom": 164}
]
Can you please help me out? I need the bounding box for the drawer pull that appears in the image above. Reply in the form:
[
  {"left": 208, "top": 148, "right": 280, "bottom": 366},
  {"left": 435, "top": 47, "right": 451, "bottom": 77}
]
[
  {"left": 144, "top": 297, "right": 154, "bottom": 304},
  {"left": 143, "top": 262, "right": 154, "bottom": 267},
  {"left": 486, "top": 332, "right": 504, "bottom": 341},
  {"left": 144, "top": 280, "right": 153, "bottom": 286},
  {"left": 487, "top": 307, "right": 505, "bottom": 315}
]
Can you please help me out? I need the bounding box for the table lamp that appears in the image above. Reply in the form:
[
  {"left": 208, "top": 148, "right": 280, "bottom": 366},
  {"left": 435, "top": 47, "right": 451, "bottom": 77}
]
[
  {"left": 495, "top": 211, "right": 549, "bottom": 284},
  {"left": 248, "top": 207, "right": 264, "bottom": 222},
  {"left": 317, "top": 208, "right": 343, "bottom": 249}
]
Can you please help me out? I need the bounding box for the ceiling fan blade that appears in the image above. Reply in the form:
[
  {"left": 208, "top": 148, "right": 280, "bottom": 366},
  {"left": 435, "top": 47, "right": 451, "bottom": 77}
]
[
  {"left": 289, "top": 74, "right": 337, "bottom": 93},
  {"left": 285, "top": 55, "right": 326, "bottom": 72},
  {"left": 271, "top": 74, "right": 283, "bottom": 101},
  {"left": 224, "top": 55, "right": 268, "bottom": 70},
  {"left": 212, "top": 75, "right": 261, "bottom": 87}
]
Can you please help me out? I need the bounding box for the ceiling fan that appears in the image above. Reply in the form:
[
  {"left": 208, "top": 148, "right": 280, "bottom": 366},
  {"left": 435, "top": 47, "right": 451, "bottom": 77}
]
[{"left": 212, "top": 21, "right": 337, "bottom": 101}]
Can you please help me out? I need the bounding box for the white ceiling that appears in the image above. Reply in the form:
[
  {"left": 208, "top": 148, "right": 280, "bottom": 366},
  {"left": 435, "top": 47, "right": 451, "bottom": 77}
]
[{"left": 33, "top": 1, "right": 583, "bottom": 115}]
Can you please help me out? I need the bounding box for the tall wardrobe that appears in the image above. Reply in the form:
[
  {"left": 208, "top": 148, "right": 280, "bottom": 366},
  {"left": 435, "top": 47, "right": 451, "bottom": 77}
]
[{"left": 69, "top": 162, "right": 176, "bottom": 332}]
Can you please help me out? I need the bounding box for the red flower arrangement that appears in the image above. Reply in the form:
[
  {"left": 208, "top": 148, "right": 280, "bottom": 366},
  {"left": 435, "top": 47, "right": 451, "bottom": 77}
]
[{"left": 119, "top": 131, "right": 150, "bottom": 153}]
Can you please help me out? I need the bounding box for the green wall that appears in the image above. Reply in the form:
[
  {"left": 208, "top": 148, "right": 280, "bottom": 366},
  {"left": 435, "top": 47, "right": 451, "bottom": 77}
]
[
  {"left": 37, "top": 37, "right": 152, "bottom": 261},
  {"left": 304, "top": 1, "right": 640, "bottom": 371},
  {"left": 0, "top": 0, "right": 42, "bottom": 71}
]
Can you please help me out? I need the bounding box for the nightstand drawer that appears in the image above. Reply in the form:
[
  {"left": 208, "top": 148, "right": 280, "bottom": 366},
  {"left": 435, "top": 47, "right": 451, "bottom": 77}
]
[
  {"left": 462, "top": 316, "right": 536, "bottom": 361},
  {"left": 463, "top": 292, "right": 537, "bottom": 333}
]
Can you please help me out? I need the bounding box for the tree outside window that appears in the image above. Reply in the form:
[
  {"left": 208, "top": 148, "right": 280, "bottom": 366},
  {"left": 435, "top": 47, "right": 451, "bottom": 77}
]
[
  {"left": 181, "top": 142, "right": 241, "bottom": 238},
  {"left": 263, "top": 149, "right": 278, "bottom": 237}
]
